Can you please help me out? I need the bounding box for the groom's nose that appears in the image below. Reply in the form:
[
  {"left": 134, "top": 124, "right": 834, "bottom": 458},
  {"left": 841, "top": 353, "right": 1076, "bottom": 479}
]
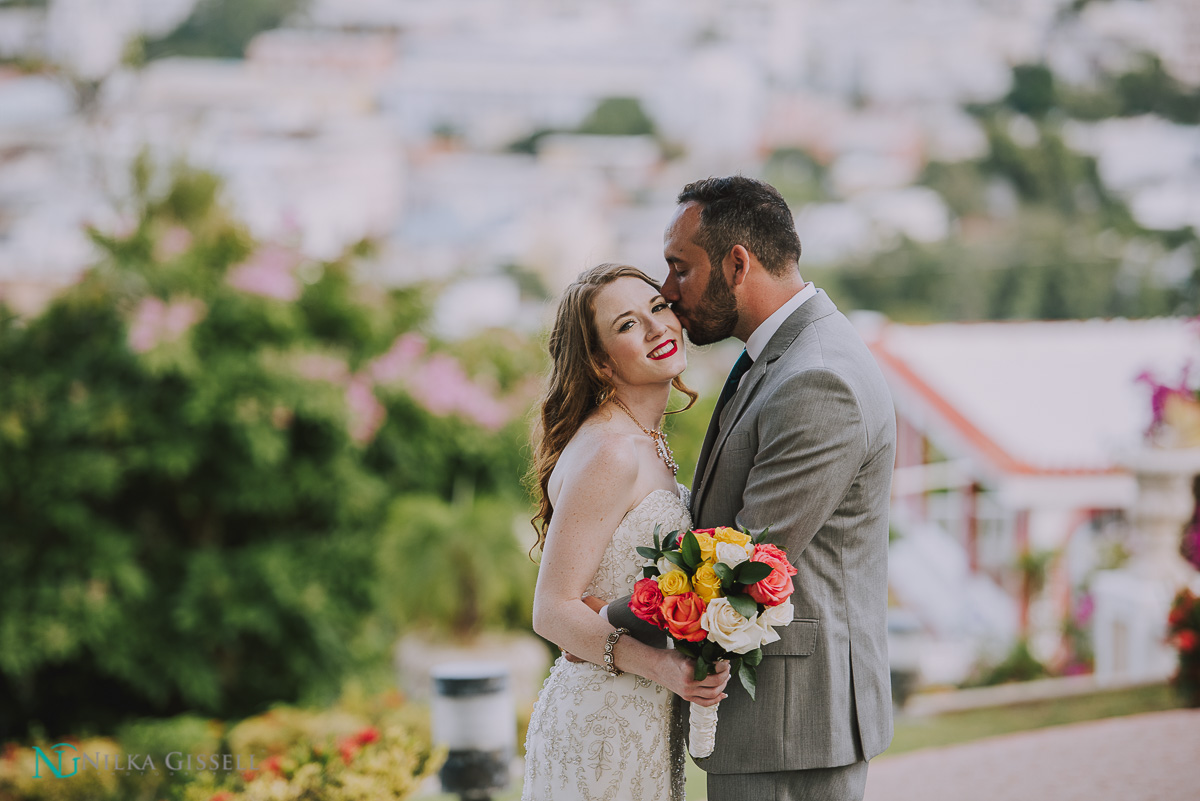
[{"left": 661, "top": 271, "right": 680, "bottom": 303}]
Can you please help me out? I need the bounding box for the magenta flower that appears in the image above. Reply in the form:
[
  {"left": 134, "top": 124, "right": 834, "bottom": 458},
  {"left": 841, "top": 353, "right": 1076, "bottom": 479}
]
[
  {"left": 128, "top": 296, "right": 206, "bottom": 353},
  {"left": 346, "top": 374, "right": 386, "bottom": 444},
  {"left": 409, "top": 354, "right": 509, "bottom": 431},
  {"left": 155, "top": 225, "right": 193, "bottom": 261},
  {"left": 369, "top": 333, "right": 427, "bottom": 385},
  {"left": 227, "top": 244, "right": 301, "bottom": 301},
  {"left": 1136, "top": 368, "right": 1197, "bottom": 433}
]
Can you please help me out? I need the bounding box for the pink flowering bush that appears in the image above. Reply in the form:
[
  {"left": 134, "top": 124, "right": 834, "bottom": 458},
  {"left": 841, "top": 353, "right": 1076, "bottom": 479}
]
[{"left": 0, "top": 162, "right": 536, "bottom": 739}]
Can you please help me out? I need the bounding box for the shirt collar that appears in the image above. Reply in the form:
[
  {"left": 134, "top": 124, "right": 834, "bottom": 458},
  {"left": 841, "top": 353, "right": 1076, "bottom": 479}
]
[{"left": 744, "top": 282, "right": 816, "bottom": 362}]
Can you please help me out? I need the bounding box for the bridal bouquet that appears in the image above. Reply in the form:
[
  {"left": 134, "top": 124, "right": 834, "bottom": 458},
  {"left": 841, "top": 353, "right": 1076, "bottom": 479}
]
[{"left": 633, "top": 526, "right": 796, "bottom": 758}]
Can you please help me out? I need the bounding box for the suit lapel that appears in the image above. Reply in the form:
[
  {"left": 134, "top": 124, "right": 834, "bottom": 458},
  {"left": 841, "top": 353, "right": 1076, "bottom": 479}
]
[{"left": 690, "top": 291, "right": 839, "bottom": 517}]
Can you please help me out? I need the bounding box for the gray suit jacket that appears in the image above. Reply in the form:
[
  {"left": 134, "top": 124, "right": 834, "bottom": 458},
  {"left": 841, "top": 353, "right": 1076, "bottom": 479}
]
[{"left": 612, "top": 290, "right": 896, "bottom": 773}]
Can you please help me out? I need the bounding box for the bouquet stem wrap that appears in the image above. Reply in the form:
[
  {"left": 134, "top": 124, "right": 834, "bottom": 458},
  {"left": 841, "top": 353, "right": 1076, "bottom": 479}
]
[{"left": 688, "top": 700, "right": 719, "bottom": 759}]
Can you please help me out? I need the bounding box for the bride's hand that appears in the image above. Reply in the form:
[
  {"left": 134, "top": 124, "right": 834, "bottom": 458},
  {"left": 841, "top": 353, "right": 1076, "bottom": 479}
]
[{"left": 657, "top": 652, "right": 731, "bottom": 707}]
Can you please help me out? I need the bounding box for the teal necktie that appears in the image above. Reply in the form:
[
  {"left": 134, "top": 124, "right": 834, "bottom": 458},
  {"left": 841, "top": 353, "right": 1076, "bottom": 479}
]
[{"left": 715, "top": 349, "right": 753, "bottom": 414}]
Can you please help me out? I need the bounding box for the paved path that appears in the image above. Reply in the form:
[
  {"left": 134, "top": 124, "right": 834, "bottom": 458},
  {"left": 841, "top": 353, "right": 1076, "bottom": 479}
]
[{"left": 864, "top": 709, "right": 1200, "bottom": 801}]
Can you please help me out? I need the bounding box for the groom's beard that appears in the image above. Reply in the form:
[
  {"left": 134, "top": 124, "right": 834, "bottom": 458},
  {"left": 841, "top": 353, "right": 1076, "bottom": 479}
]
[{"left": 679, "top": 262, "right": 738, "bottom": 346}]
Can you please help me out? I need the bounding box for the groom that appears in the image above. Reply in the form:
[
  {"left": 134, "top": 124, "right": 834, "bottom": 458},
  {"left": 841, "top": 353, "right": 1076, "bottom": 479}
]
[{"left": 611, "top": 176, "right": 896, "bottom": 800}]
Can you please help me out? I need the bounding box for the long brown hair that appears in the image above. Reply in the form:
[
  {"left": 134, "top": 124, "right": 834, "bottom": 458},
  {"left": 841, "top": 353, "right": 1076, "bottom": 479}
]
[{"left": 528, "top": 263, "right": 697, "bottom": 554}]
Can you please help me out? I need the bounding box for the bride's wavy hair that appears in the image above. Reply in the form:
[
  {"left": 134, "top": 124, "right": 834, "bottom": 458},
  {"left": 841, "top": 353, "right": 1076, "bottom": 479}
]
[{"left": 528, "top": 263, "right": 697, "bottom": 555}]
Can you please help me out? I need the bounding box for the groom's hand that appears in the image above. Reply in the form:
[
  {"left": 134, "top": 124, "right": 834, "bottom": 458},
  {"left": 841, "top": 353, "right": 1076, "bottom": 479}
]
[{"left": 657, "top": 652, "right": 731, "bottom": 707}]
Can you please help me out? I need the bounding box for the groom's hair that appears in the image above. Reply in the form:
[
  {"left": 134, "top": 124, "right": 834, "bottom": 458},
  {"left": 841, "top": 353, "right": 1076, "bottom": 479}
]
[{"left": 677, "top": 176, "right": 801, "bottom": 278}]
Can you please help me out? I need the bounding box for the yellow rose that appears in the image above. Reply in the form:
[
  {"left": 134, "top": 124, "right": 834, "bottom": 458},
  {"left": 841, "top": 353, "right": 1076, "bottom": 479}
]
[
  {"left": 713, "top": 527, "right": 752, "bottom": 549},
  {"left": 658, "top": 570, "right": 692, "bottom": 596},
  {"left": 692, "top": 531, "right": 716, "bottom": 564},
  {"left": 692, "top": 563, "right": 724, "bottom": 602}
]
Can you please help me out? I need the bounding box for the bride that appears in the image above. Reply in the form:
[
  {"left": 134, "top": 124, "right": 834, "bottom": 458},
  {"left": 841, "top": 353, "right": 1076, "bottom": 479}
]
[{"left": 522, "top": 263, "right": 731, "bottom": 801}]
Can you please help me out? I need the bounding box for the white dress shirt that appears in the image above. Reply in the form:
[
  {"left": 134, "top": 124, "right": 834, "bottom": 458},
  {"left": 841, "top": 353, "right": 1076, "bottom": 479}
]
[{"left": 744, "top": 281, "right": 817, "bottom": 362}]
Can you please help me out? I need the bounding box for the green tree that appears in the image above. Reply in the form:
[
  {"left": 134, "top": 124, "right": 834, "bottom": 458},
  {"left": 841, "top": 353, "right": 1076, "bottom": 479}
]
[
  {"left": 0, "top": 162, "right": 529, "bottom": 738},
  {"left": 1006, "top": 64, "right": 1057, "bottom": 118},
  {"left": 577, "top": 97, "right": 657, "bottom": 137},
  {"left": 142, "top": 0, "right": 307, "bottom": 60}
]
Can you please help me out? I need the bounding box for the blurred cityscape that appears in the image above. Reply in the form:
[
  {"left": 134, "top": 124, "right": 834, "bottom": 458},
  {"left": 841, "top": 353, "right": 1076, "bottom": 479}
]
[{"left": 1, "top": 2, "right": 1200, "bottom": 798}]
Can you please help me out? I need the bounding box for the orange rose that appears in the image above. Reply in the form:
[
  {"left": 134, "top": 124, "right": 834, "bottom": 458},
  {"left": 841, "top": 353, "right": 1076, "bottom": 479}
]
[{"left": 662, "top": 592, "right": 708, "bottom": 642}]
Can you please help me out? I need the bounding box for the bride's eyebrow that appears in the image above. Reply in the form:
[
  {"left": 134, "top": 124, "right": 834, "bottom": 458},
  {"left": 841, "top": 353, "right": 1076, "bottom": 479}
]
[
  {"left": 611, "top": 296, "right": 665, "bottom": 328},
  {"left": 611, "top": 310, "right": 636, "bottom": 328}
]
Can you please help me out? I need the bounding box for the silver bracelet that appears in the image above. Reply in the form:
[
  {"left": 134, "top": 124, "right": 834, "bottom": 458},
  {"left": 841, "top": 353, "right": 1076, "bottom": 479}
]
[{"left": 603, "top": 628, "right": 630, "bottom": 677}]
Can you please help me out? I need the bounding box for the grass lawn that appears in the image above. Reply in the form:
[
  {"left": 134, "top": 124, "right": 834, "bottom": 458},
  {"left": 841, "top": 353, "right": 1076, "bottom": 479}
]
[
  {"left": 882, "top": 682, "right": 1185, "bottom": 758},
  {"left": 415, "top": 683, "right": 1186, "bottom": 800}
]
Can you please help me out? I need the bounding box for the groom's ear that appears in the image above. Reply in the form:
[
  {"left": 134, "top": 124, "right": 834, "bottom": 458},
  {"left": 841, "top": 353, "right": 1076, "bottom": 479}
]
[{"left": 724, "top": 245, "right": 752, "bottom": 287}]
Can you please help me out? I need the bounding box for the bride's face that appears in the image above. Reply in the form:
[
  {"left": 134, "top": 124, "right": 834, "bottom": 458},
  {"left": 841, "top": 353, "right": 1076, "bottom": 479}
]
[{"left": 593, "top": 276, "right": 686, "bottom": 390}]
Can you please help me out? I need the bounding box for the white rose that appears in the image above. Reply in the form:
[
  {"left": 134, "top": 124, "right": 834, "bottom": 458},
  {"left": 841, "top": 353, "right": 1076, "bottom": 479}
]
[
  {"left": 701, "top": 597, "right": 765, "bottom": 654},
  {"left": 657, "top": 557, "right": 678, "bottom": 576},
  {"left": 757, "top": 600, "right": 794, "bottom": 645},
  {"left": 715, "top": 541, "right": 750, "bottom": 569}
]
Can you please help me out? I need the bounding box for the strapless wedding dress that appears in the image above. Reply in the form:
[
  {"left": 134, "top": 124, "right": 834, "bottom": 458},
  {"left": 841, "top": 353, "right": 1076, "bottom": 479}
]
[{"left": 521, "top": 487, "right": 691, "bottom": 801}]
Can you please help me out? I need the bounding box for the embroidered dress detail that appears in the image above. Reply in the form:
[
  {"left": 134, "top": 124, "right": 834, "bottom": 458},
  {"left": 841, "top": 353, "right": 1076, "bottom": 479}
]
[{"left": 522, "top": 487, "right": 691, "bottom": 801}]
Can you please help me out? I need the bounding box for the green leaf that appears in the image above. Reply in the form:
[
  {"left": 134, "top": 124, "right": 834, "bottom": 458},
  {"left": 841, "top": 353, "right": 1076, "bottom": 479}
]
[
  {"left": 695, "top": 655, "right": 710, "bottom": 681},
  {"left": 753, "top": 526, "right": 780, "bottom": 547},
  {"left": 713, "top": 562, "right": 735, "bottom": 589},
  {"left": 701, "top": 641, "right": 722, "bottom": 663},
  {"left": 654, "top": 526, "right": 662, "bottom": 551},
  {"left": 738, "top": 662, "right": 757, "bottom": 701},
  {"left": 662, "top": 551, "right": 688, "bottom": 572},
  {"left": 642, "top": 566, "right": 659, "bottom": 579},
  {"left": 681, "top": 531, "right": 701, "bottom": 569},
  {"left": 744, "top": 647, "right": 763, "bottom": 667},
  {"left": 728, "top": 593, "right": 759, "bottom": 620},
  {"left": 735, "top": 561, "right": 773, "bottom": 585},
  {"left": 664, "top": 529, "right": 681, "bottom": 550},
  {"left": 636, "top": 546, "right": 661, "bottom": 561}
]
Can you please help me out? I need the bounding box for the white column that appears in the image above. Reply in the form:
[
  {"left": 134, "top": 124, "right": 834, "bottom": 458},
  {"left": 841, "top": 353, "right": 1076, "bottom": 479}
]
[{"left": 1093, "top": 448, "right": 1200, "bottom": 683}]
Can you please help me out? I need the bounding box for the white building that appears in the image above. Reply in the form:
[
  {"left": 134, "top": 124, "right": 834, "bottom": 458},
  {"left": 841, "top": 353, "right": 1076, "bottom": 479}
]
[{"left": 867, "top": 315, "right": 1196, "bottom": 681}]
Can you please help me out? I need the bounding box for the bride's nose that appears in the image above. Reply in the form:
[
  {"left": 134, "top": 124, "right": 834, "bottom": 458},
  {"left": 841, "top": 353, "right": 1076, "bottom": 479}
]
[{"left": 645, "top": 315, "right": 668, "bottom": 339}]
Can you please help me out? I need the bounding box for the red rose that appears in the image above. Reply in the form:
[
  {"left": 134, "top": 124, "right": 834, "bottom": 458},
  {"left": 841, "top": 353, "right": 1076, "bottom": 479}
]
[
  {"left": 264, "top": 755, "right": 284, "bottom": 775},
  {"left": 354, "top": 727, "right": 380, "bottom": 746},
  {"left": 631, "top": 577, "right": 667, "bottom": 628},
  {"left": 1169, "top": 606, "right": 1186, "bottom": 629},
  {"left": 1178, "top": 630, "right": 1198, "bottom": 652},
  {"left": 747, "top": 544, "right": 796, "bottom": 607},
  {"left": 662, "top": 592, "right": 708, "bottom": 642}
]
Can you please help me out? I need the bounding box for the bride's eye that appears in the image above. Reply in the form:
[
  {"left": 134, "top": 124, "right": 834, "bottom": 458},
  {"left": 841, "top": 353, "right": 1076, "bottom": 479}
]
[
  {"left": 652, "top": 302, "right": 668, "bottom": 313},
  {"left": 619, "top": 320, "right": 636, "bottom": 332}
]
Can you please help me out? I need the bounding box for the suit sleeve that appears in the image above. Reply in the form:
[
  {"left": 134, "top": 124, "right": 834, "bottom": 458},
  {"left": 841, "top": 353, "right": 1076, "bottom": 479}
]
[
  {"left": 605, "top": 594, "right": 668, "bottom": 648},
  {"left": 735, "top": 368, "right": 868, "bottom": 558}
]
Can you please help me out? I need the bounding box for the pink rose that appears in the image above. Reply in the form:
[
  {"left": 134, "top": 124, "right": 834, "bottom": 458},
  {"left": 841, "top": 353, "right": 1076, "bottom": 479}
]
[
  {"left": 662, "top": 592, "right": 708, "bottom": 642},
  {"left": 630, "top": 578, "right": 666, "bottom": 628},
  {"left": 747, "top": 544, "right": 796, "bottom": 607}
]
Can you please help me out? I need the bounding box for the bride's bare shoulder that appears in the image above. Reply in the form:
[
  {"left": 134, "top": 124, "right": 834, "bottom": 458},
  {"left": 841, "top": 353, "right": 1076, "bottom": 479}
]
[{"left": 547, "top": 420, "right": 640, "bottom": 508}]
